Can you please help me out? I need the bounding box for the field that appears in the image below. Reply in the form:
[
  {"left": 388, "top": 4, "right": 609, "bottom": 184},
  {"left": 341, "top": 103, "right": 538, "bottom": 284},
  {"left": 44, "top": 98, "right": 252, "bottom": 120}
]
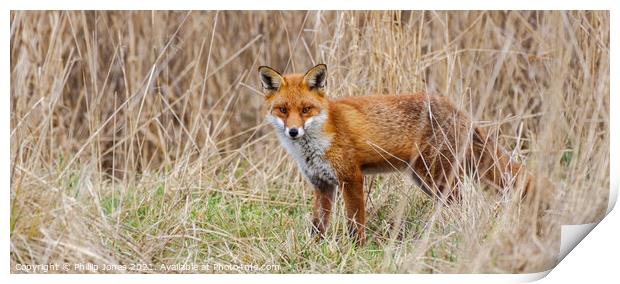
[{"left": 10, "top": 11, "right": 609, "bottom": 273}]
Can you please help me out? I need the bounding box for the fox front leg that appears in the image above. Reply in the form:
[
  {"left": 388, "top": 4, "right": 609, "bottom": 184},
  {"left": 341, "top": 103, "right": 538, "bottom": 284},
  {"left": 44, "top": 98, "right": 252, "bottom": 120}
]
[
  {"left": 311, "top": 185, "right": 335, "bottom": 238},
  {"left": 341, "top": 172, "right": 366, "bottom": 245}
]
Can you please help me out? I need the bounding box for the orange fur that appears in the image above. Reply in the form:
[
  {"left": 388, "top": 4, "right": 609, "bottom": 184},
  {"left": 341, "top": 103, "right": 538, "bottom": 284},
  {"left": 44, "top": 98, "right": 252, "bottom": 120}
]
[{"left": 259, "top": 64, "right": 539, "bottom": 244}]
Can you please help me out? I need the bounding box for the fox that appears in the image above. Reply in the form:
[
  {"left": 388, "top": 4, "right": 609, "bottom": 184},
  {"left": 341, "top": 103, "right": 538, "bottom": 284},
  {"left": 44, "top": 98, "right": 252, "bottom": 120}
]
[{"left": 258, "top": 63, "right": 541, "bottom": 244}]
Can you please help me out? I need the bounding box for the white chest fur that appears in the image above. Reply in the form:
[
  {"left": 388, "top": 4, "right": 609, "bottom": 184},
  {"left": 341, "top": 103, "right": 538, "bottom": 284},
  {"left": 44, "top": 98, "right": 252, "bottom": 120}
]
[{"left": 267, "top": 113, "right": 339, "bottom": 189}]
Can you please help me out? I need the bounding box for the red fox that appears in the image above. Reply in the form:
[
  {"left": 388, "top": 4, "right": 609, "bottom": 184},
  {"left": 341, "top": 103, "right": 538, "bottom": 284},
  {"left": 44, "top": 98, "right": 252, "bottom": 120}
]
[{"left": 258, "top": 64, "right": 538, "bottom": 244}]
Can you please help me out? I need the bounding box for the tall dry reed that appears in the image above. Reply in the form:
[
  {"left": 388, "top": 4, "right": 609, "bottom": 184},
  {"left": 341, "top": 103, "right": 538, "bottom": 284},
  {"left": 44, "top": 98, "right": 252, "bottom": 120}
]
[{"left": 10, "top": 11, "right": 609, "bottom": 273}]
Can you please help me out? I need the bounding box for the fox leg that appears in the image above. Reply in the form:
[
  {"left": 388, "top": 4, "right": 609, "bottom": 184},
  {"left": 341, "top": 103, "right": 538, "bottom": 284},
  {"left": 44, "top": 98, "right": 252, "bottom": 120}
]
[
  {"left": 311, "top": 185, "right": 335, "bottom": 238},
  {"left": 411, "top": 145, "right": 460, "bottom": 202},
  {"left": 340, "top": 171, "right": 366, "bottom": 244},
  {"left": 472, "top": 128, "right": 533, "bottom": 198}
]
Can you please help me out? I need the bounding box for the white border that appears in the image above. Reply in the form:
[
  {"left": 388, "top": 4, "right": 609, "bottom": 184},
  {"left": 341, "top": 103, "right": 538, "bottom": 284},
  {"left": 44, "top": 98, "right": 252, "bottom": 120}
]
[
  {"left": 608, "top": 6, "right": 618, "bottom": 216},
  {"left": 3, "top": 1, "right": 618, "bottom": 283},
  {"left": 2, "top": 0, "right": 616, "bottom": 11}
]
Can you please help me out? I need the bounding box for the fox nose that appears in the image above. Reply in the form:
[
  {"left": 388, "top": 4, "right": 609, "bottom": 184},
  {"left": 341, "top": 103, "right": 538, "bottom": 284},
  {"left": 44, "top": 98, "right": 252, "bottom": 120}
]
[{"left": 288, "top": 128, "right": 299, "bottom": 138}]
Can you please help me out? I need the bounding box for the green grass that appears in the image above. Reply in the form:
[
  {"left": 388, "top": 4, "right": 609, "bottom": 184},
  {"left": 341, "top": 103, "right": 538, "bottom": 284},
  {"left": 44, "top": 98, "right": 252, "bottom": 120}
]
[{"left": 33, "top": 164, "right": 458, "bottom": 273}]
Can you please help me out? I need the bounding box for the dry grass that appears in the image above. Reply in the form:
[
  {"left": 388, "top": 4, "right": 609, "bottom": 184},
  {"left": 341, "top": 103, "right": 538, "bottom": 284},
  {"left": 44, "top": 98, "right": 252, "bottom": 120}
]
[{"left": 10, "top": 11, "right": 609, "bottom": 273}]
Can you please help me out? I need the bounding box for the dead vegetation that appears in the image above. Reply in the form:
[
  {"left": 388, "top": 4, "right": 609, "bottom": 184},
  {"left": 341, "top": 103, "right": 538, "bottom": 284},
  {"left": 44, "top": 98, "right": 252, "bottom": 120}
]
[{"left": 10, "top": 11, "right": 609, "bottom": 273}]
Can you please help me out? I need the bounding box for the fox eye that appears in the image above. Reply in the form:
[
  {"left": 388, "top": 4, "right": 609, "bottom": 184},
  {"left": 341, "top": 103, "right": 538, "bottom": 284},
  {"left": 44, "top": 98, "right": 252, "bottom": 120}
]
[
  {"left": 302, "top": 107, "right": 311, "bottom": 113},
  {"left": 278, "top": 107, "right": 287, "bottom": 114}
]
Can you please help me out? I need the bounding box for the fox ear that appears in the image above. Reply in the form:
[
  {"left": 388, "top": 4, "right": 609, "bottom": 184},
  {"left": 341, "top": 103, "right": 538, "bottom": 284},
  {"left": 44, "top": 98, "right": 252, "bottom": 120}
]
[
  {"left": 303, "top": 64, "right": 327, "bottom": 91},
  {"left": 258, "top": 66, "right": 284, "bottom": 94}
]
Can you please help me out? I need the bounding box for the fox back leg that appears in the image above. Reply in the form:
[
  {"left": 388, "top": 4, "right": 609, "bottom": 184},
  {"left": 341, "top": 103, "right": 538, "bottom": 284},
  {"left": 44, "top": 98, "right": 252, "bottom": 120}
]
[{"left": 409, "top": 143, "right": 462, "bottom": 202}]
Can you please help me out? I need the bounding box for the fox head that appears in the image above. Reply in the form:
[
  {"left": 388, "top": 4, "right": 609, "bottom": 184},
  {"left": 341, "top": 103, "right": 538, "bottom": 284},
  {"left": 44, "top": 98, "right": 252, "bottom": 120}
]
[{"left": 258, "top": 64, "right": 329, "bottom": 140}]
